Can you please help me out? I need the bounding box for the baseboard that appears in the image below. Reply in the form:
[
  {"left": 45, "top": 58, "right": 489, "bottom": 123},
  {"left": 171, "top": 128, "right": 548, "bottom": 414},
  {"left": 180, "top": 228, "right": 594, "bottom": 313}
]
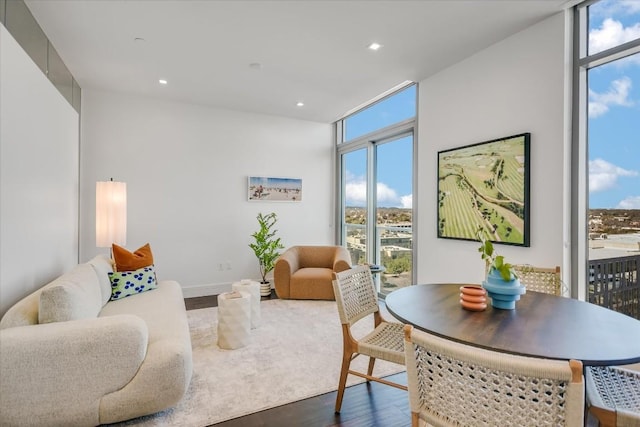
[
  {"left": 182, "top": 282, "right": 232, "bottom": 298},
  {"left": 182, "top": 280, "right": 274, "bottom": 298}
]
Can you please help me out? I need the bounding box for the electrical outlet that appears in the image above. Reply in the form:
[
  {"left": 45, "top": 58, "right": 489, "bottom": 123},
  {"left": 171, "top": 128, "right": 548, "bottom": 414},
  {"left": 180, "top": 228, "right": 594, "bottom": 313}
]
[
  {"left": 225, "top": 261, "right": 232, "bottom": 270},
  {"left": 217, "top": 263, "right": 224, "bottom": 271}
]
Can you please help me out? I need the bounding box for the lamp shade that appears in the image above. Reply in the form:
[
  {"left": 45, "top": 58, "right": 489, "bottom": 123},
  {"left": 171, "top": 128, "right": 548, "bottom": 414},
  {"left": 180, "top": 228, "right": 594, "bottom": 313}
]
[{"left": 96, "top": 180, "right": 127, "bottom": 247}]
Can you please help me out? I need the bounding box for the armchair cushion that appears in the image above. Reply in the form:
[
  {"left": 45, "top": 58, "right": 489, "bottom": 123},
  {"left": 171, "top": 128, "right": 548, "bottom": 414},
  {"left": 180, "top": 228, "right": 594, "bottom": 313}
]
[{"left": 274, "top": 245, "right": 351, "bottom": 300}]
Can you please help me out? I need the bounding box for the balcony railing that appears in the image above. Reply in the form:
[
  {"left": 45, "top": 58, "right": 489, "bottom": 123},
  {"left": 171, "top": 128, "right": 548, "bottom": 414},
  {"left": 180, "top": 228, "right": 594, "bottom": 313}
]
[
  {"left": 588, "top": 254, "right": 640, "bottom": 320},
  {"left": 344, "top": 223, "right": 413, "bottom": 295}
]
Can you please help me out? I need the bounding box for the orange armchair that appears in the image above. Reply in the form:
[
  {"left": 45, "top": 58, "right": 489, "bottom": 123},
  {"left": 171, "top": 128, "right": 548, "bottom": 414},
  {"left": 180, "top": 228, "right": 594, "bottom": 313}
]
[{"left": 274, "top": 246, "right": 352, "bottom": 300}]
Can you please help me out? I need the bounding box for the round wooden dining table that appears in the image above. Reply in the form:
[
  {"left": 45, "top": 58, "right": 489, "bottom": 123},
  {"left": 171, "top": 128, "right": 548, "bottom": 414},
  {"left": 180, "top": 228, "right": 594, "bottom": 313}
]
[{"left": 385, "top": 283, "right": 640, "bottom": 366}]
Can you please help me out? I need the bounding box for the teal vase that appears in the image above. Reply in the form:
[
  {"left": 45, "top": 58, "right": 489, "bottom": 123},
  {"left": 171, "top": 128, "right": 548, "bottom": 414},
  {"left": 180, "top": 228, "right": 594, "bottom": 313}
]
[{"left": 482, "top": 268, "right": 526, "bottom": 309}]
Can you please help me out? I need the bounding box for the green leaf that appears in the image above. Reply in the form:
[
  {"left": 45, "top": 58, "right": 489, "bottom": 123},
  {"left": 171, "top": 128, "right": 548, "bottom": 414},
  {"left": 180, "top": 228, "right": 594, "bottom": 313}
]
[
  {"left": 498, "top": 265, "right": 512, "bottom": 281},
  {"left": 485, "top": 240, "right": 494, "bottom": 257},
  {"left": 494, "top": 255, "right": 504, "bottom": 269},
  {"left": 249, "top": 212, "right": 285, "bottom": 282}
]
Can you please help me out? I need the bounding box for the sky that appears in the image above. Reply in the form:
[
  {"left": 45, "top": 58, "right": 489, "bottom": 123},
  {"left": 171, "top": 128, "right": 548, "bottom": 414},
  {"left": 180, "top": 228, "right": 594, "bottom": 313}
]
[
  {"left": 345, "top": 1, "right": 640, "bottom": 210},
  {"left": 343, "top": 85, "right": 415, "bottom": 208},
  {"left": 588, "top": 0, "right": 640, "bottom": 209}
]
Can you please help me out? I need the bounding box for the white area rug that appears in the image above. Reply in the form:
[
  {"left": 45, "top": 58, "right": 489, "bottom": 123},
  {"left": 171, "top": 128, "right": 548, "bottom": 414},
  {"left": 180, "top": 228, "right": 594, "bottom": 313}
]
[{"left": 115, "top": 299, "right": 405, "bottom": 426}]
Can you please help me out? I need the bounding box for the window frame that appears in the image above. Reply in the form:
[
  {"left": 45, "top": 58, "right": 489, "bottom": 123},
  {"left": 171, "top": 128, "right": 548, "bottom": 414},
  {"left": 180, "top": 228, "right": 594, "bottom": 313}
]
[
  {"left": 335, "top": 84, "right": 418, "bottom": 293},
  {"left": 571, "top": 0, "right": 640, "bottom": 300}
]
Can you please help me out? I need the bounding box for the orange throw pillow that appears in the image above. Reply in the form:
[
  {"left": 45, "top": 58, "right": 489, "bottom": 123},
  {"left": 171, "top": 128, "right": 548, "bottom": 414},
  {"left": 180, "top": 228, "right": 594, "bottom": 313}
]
[{"left": 112, "top": 243, "right": 154, "bottom": 272}]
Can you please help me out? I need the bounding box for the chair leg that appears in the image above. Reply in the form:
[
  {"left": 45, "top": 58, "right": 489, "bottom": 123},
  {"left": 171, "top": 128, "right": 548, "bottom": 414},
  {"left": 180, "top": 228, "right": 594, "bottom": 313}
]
[
  {"left": 589, "top": 406, "right": 616, "bottom": 427},
  {"left": 411, "top": 412, "right": 420, "bottom": 427},
  {"left": 335, "top": 351, "right": 352, "bottom": 413},
  {"left": 367, "top": 356, "right": 376, "bottom": 379}
]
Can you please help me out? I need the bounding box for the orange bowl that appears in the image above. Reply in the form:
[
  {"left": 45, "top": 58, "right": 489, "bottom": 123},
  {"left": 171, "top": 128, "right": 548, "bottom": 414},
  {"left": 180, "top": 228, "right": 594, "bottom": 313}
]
[
  {"left": 460, "top": 293, "right": 487, "bottom": 304},
  {"left": 460, "top": 299, "right": 487, "bottom": 311},
  {"left": 459, "top": 285, "right": 486, "bottom": 296}
]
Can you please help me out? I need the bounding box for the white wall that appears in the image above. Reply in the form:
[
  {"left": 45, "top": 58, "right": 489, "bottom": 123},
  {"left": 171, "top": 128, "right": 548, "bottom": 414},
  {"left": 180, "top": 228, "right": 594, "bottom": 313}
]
[
  {"left": 416, "top": 13, "right": 567, "bottom": 284},
  {"left": 1, "top": 9, "right": 571, "bottom": 313},
  {"left": 0, "top": 25, "right": 80, "bottom": 317},
  {"left": 79, "top": 90, "right": 334, "bottom": 296}
]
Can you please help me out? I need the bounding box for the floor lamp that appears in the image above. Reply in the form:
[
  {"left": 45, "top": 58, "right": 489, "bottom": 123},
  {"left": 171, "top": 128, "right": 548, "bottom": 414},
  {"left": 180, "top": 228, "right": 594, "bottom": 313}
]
[{"left": 96, "top": 179, "right": 127, "bottom": 256}]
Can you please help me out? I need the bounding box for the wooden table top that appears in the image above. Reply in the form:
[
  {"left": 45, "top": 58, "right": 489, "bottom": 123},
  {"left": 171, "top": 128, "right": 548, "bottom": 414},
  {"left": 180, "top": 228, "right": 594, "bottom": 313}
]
[{"left": 385, "top": 284, "right": 640, "bottom": 366}]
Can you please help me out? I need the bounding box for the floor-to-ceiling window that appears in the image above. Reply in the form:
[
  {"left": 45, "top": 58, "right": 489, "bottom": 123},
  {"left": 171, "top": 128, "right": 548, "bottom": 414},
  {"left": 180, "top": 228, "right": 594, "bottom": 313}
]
[
  {"left": 336, "top": 84, "right": 416, "bottom": 296},
  {"left": 574, "top": 0, "right": 639, "bottom": 318}
]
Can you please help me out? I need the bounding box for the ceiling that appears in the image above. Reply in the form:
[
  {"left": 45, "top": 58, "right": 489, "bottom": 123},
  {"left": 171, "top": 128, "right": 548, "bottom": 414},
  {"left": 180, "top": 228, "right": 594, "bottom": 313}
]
[{"left": 25, "top": 0, "right": 567, "bottom": 123}]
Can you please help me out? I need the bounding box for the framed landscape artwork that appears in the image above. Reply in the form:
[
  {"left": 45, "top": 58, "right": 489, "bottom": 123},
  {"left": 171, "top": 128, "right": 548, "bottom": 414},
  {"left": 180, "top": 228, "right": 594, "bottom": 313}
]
[
  {"left": 437, "top": 133, "right": 530, "bottom": 247},
  {"left": 248, "top": 176, "right": 302, "bottom": 202}
]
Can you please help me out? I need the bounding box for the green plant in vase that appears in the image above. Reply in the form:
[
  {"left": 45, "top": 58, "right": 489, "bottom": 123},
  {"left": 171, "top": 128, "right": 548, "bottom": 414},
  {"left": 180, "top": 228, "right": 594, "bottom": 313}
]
[
  {"left": 249, "top": 212, "right": 285, "bottom": 296},
  {"left": 477, "top": 228, "right": 524, "bottom": 309},
  {"left": 477, "top": 229, "right": 516, "bottom": 281}
]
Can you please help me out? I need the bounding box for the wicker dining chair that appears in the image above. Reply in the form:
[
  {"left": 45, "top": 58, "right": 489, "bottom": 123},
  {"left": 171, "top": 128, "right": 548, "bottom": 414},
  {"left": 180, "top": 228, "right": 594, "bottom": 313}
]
[
  {"left": 585, "top": 365, "right": 640, "bottom": 427},
  {"left": 403, "top": 324, "right": 585, "bottom": 427},
  {"left": 513, "top": 264, "right": 564, "bottom": 296},
  {"left": 332, "top": 265, "right": 406, "bottom": 413}
]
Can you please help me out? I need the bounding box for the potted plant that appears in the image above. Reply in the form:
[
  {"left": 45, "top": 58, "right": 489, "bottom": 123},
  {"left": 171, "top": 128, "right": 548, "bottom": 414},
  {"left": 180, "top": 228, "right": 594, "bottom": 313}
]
[
  {"left": 477, "top": 229, "right": 525, "bottom": 309},
  {"left": 249, "top": 212, "right": 285, "bottom": 296},
  {"left": 477, "top": 230, "right": 515, "bottom": 281}
]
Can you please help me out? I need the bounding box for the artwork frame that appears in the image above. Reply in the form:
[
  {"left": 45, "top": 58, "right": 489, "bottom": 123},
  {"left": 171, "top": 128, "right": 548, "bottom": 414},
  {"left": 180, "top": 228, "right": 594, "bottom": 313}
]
[
  {"left": 248, "top": 176, "right": 303, "bottom": 202},
  {"left": 437, "top": 133, "right": 530, "bottom": 247}
]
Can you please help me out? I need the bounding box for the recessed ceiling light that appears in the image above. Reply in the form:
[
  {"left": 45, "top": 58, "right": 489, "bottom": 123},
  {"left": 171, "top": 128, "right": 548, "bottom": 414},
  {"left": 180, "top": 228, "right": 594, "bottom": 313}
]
[
  {"left": 134, "top": 37, "right": 146, "bottom": 43},
  {"left": 249, "top": 62, "right": 263, "bottom": 70},
  {"left": 159, "top": 79, "right": 168, "bottom": 85},
  {"left": 296, "top": 101, "right": 304, "bottom": 107},
  {"left": 368, "top": 42, "right": 383, "bottom": 51}
]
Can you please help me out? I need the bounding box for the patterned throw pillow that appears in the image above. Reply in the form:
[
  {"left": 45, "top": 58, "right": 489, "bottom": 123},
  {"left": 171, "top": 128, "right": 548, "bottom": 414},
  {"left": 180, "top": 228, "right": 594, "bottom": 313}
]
[{"left": 108, "top": 265, "right": 158, "bottom": 301}]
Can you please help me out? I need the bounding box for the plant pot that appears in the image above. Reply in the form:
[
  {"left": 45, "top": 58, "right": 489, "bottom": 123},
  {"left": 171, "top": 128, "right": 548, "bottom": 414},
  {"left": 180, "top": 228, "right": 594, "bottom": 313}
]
[
  {"left": 259, "top": 281, "right": 271, "bottom": 297},
  {"left": 483, "top": 268, "right": 526, "bottom": 310},
  {"left": 459, "top": 285, "right": 487, "bottom": 311}
]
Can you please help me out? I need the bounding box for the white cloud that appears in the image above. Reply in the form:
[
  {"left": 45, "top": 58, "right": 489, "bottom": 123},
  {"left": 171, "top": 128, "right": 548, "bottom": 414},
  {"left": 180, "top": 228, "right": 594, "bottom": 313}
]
[
  {"left": 345, "top": 176, "right": 367, "bottom": 206},
  {"left": 589, "top": 77, "right": 634, "bottom": 118},
  {"left": 589, "top": 18, "right": 640, "bottom": 54},
  {"left": 344, "top": 174, "right": 410, "bottom": 208},
  {"left": 617, "top": 196, "right": 640, "bottom": 209},
  {"left": 589, "top": 158, "right": 638, "bottom": 192},
  {"left": 376, "top": 182, "right": 399, "bottom": 205},
  {"left": 400, "top": 194, "right": 412, "bottom": 209}
]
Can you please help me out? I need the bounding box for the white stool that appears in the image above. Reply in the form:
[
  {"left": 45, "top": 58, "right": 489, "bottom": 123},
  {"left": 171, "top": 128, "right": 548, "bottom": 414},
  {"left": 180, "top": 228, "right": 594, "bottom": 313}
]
[
  {"left": 217, "top": 291, "right": 251, "bottom": 350},
  {"left": 232, "top": 280, "right": 261, "bottom": 329}
]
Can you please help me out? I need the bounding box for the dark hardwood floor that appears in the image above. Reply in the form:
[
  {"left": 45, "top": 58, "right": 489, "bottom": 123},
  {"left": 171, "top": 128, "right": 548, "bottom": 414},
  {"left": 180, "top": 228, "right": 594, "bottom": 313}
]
[
  {"left": 184, "top": 293, "right": 597, "bottom": 427},
  {"left": 211, "top": 372, "right": 410, "bottom": 427}
]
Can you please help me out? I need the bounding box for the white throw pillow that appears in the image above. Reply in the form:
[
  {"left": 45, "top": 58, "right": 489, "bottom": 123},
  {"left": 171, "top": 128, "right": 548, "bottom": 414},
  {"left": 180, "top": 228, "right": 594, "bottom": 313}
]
[
  {"left": 38, "top": 263, "right": 103, "bottom": 323},
  {"left": 88, "top": 254, "right": 115, "bottom": 306}
]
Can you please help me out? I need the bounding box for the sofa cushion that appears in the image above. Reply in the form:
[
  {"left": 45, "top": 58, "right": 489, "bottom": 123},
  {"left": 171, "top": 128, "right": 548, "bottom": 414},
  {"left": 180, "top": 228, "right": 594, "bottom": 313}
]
[
  {"left": 38, "top": 264, "right": 103, "bottom": 324},
  {"left": 109, "top": 265, "right": 157, "bottom": 301},
  {"left": 87, "top": 254, "right": 115, "bottom": 306},
  {"left": 112, "top": 243, "right": 154, "bottom": 272}
]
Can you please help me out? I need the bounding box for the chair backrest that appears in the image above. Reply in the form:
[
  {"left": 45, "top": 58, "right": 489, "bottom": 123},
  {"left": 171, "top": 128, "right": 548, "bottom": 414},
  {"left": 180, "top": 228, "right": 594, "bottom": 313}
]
[
  {"left": 404, "top": 325, "right": 584, "bottom": 427},
  {"left": 585, "top": 365, "right": 640, "bottom": 425},
  {"left": 294, "top": 245, "right": 341, "bottom": 268},
  {"left": 513, "top": 264, "right": 563, "bottom": 296},
  {"left": 332, "top": 266, "right": 379, "bottom": 326}
]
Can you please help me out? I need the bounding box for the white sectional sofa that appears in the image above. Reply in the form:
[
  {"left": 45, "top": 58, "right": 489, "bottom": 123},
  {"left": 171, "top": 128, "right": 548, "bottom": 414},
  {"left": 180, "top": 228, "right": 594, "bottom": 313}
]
[{"left": 0, "top": 255, "right": 193, "bottom": 426}]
